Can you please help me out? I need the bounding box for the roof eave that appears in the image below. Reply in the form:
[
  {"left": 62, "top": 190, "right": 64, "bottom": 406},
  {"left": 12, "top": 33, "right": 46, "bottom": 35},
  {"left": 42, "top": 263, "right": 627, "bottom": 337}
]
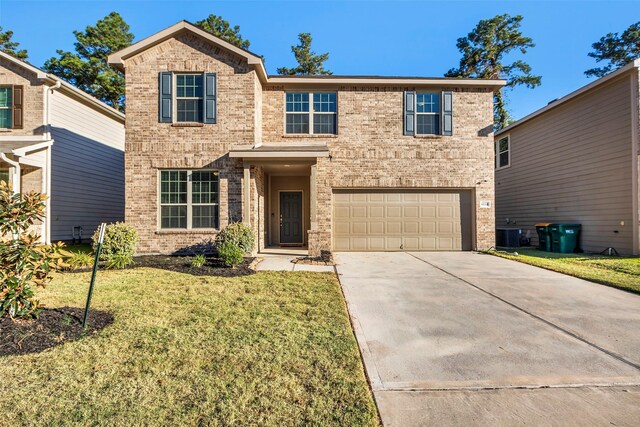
[{"left": 496, "top": 60, "right": 640, "bottom": 136}]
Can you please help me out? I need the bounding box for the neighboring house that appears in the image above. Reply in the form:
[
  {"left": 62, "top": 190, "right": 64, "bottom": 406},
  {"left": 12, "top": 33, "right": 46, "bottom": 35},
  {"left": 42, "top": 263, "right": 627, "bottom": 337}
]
[
  {"left": 107, "top": 21, "right": 504, "bottom": 256},
  {"left": 0, "top": 51, "right": 125, "bottom": 243},
  {"left": 495, "top": 59, "right": 640, "bottom": 255}
]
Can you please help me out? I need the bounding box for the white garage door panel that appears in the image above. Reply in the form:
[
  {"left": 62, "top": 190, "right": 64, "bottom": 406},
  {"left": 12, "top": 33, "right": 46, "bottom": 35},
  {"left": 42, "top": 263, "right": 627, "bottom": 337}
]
[{"left": 333, "top": 190, "right": 472, "bottom": 251}]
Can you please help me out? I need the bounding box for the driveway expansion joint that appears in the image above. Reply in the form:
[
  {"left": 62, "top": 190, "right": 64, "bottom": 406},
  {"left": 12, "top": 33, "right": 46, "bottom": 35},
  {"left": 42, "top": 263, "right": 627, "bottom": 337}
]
[{"left": 406, "top": 252, "right": 640, "bottom": 372}]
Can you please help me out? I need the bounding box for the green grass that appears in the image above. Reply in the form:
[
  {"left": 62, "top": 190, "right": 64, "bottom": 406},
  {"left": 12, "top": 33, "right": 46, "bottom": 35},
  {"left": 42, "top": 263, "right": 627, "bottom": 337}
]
[
  {"left": 0, "top": 269, "right": 379, "bottom": 426},
  {"left": 63, "top": 243, "right": 93, "bottom": 255},
  {"left": 490, "top": 248, "right": 640, "bottom": 294}
]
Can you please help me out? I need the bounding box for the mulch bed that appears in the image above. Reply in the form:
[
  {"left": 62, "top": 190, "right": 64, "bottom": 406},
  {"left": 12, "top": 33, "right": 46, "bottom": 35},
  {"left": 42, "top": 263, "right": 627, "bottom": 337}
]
[
  {"left": 65, "top": 255, "right": 257, "bottom": 277},
  {"left": 0, "top": 307, "right": 113, "bottom": 357},
  {"left": 130, "top": 255, "right": 256, "bottom": 277}
]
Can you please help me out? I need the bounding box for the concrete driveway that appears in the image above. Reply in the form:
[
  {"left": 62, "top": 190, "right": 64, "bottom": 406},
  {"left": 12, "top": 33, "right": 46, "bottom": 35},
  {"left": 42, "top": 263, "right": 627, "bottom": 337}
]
[{"left": 335, "top": 252, "right": 640, "bottom": 426}]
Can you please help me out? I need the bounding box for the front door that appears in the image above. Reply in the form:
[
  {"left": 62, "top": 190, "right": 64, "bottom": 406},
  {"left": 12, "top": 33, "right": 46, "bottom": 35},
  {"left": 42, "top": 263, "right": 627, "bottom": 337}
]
[{"left": 280, "top": 191, "right": 303, "bottom": 245}]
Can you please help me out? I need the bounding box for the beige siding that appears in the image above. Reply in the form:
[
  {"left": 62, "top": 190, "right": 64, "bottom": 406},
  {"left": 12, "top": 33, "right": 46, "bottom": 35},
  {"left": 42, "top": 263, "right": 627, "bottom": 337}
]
[
  {"left": 48, "top": 90, "right": 125, "bottom": 241},
  {"left": 496, "top": 75, "right": 635, "bottom": 254}
]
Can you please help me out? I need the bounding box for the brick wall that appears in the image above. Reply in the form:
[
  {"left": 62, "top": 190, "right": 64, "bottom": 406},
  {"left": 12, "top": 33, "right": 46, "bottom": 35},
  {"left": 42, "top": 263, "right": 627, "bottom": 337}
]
[
  {"left": 123, "top": 33, "right": 258, "bottom": 254},
  {"left": 0, "top": 56, "right": 45, "bottom": 136},
  {"left": 263, "top": 86, "right": 496, "bottom": 251}
]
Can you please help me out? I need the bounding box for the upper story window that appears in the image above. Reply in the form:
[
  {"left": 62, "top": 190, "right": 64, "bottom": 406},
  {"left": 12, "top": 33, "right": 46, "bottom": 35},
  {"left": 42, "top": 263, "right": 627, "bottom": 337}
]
[
  {"left": 416, "top": 93, "right": 440, "bottom": 135},
  {"left": 404, "top": 90, "right": 452, "bottom": 137},
  {"left": 0, "top": 87, "right": 12, "bottom": 129},
  {"left": 285, "top": 92, "right": 337, "bottom": 135},
  {"left": 158, "top": 72, "right": 216, "bottom": 124},
  {"left": 159, "top": 170, "right": 220, "bottom": 229},
  {"left": 176, "top": 74, "right": 203, "bottom": 123},
  {"left": 495, "top": 136, "right": 510, "bottom": 169}
]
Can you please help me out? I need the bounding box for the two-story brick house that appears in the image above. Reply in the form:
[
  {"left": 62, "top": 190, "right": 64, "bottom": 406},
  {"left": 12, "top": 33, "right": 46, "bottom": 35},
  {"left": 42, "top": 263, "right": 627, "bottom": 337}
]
[
  {"left": 108, "top": 21, "right": 504, "bottom": 256},
  {"left": 0, "top": 51, "right": 125, "bottom": 243}
]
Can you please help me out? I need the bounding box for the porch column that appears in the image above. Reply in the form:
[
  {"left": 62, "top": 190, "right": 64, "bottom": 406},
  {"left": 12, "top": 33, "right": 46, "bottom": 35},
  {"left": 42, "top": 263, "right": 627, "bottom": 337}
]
[
  {"left": 310, "top": 163, "right": 318, "bottom": 230},
  {"left": 243, "top": 162, "right": 251, "bottom": 225}
]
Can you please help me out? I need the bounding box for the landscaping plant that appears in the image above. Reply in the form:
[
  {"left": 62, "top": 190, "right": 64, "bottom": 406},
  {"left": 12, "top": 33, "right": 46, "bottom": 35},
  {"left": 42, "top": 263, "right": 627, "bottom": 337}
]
[
  {"left": 215, "top": 222, "right": 254, "bottom": 255},
  {"left": 66, "top": 251, "right": 93, "bottom": 271},
  {"left": 217, "top": 240, "right": 244, "bottom": 268},
  {"left": 191, "top": 254, "right": 206, "bottom": 268},
  {"left": 0, "top": 181, "right": 66, "bottom": 318},
  {"left": 92, "top": 222, "right": 137, "bottom": 269}
]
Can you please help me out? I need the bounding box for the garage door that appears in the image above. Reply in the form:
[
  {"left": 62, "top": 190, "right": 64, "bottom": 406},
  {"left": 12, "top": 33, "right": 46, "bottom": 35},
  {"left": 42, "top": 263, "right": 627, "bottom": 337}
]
[{"left": 333, "top": 190, "right": 472, "bottom": 251}]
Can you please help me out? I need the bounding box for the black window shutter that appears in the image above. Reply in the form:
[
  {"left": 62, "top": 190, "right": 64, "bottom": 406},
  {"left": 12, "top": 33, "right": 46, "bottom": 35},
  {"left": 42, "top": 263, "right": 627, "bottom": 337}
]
[
  {"left": 441, "top": 91, "right": 453, "bottom": 136},
  {"left": 158, "top": 72, "right": 173, "bottom": 123},
  {"left": 404, "top": 90, "right": 415, "bottom": 136},
  {"left": 203, "top": 73, "right": 217, "bottom": 124},
  {"left": 12, "top": 85, "right": 23, "bottom": 129}
]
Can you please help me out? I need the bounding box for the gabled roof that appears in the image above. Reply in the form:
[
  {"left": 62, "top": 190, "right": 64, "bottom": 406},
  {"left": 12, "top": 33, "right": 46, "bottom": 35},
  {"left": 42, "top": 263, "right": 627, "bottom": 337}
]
[
  {"left": 0, "top": 51, "right": 125, "bottom": 123},
  {"left": 108, "top": 20, "right": 268, "bottom": 82},
  {"left": 496, "top": 59, "right": 640, "bottom": 136},
  {"left": 108, "top": 21, "right": 506, "bottom": 89}
]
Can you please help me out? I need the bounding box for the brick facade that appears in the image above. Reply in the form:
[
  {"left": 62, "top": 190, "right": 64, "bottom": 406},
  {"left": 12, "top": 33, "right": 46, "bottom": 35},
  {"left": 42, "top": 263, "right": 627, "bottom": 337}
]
[
  {"left": 120, "top": 29, "right": 496, "bottom": 255},
  {"left": 0, "top": 56, "right": 45, "bottom": 136}
]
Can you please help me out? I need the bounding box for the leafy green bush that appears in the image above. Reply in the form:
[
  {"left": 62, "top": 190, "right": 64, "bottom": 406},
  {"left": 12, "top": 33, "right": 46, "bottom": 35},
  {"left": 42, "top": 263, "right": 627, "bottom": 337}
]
[
  {"left": 0, "top": 181, "right": 66, "bottom": 318},
  {"left": 92, "top": 222, "right": 138, "bottom": 267},
  {"left": 191, "top": 254, "right": 206, "bottom": 268},
  {"left": 67, "top": 252, "right": 93, "bottom": 270},
  {"left": 215, "top": 222, "right": 255, "bottom": 255},
  {"left": 217, "top": 241, "right": 244, "bottom": 267},
  {"left": 106, "top": 253, "right": 134, "bottom": 269}
]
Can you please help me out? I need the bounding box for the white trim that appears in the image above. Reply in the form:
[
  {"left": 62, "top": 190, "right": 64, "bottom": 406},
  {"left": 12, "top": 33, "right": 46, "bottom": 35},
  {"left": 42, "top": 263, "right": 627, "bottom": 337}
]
[
  {"left": 495, "top": 134, "right": 511, "bottom": 170},
  {"left": 631, "top": 71, "right": 640, "bottom": 255},
  {"left": 496, "top": 59, "right": 640, "bottom": 137}
]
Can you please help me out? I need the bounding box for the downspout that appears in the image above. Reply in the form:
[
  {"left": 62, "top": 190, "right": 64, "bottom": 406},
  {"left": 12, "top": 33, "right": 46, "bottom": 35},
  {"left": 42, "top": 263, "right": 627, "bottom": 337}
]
[
  {"left": 0, "top": 152, "right": 20, "bottom": 194},
  {"left": 43, "top": 79, "right": 61, "bottom": 244}
]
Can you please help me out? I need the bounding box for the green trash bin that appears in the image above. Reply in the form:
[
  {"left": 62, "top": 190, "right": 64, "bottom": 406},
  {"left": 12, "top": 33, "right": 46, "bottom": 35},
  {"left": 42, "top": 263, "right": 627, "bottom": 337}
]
[
  {"left": 549, "top": 224, "right": 581, "bottom": 253},
  {"left": 535, "top": 223, "right": 553, "bottom": 252}
]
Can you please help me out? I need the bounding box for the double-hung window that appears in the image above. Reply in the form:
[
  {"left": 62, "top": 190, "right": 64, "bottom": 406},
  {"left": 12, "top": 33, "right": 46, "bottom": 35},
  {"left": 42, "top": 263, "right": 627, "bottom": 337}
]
[
  {"left": 495, "top": 136, "right": 510, "bottom": 169},
  {"left": 176, "top": 74, "right": 203, "bottom": 123},
  {"left": 285, "top": 92, "right": 337, "bottom": 134},
  {"left": 0, "top": 86, "right": 13, "bottom": 129},
  {"left": 416, "top": 93, "right": 440, "bottom": 135},
  {"left": 158, "top": 72, "right": 216, "bottom": 124},
  {"left": 160, "top": 170, "right": 219, "bottom": 229}
]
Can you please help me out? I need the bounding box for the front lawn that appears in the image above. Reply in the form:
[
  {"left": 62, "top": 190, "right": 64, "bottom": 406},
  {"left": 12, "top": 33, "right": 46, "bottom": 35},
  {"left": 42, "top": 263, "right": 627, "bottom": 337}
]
[
  {"left": 0, "top": 268, "right": 379, "bottom": 426},
  {"left": 490, "top": 248, "right": 640, "bottom": 294}
]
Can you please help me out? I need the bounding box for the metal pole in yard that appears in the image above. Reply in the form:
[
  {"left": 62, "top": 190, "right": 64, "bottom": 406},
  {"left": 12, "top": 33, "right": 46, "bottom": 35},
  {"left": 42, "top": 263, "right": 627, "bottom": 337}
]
[{"left": 82, "top": 223, "right": 106, "bottom": 329}]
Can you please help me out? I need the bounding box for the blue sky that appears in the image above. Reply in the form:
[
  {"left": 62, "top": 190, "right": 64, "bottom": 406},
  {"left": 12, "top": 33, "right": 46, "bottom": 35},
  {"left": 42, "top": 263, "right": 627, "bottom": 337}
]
[{"left": 0, "top": 0, "right": 637, "bottom": 120}]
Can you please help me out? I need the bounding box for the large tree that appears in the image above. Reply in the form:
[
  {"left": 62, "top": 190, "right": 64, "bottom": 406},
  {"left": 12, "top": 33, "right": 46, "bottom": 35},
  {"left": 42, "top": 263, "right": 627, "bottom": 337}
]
[
  {"left": 277, "top": 33, "right": 332, "bottom": 75},
  {"left": 446, "top": 14, "right": 541, "bottom": 129},
  {"left": 194, "top": 14, "right": 251, "bottom": 49},
  {"left": 585, "top": 21, "right": 640, "bottom": 78},
  {"left": 0, "top": 27, "right": 28, "bottom": 60},
  {"left": 43, "top": 12, "right": 134, "bottom": 111}
]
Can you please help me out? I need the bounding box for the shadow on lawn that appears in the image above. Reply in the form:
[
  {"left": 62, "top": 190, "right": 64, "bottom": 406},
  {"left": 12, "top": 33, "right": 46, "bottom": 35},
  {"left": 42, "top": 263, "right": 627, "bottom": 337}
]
[{"left": 0, "top": 307, "right": 113, "bottom": 357}]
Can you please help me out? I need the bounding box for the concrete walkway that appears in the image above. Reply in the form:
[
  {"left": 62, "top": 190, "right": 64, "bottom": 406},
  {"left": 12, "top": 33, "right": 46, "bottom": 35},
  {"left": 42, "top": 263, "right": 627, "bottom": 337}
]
[
  {"left": 255, "top": 248, "right": 334, "bottom": 272},
  {"left": 335, "top": 252, "right": 640, "bottom": 426}
]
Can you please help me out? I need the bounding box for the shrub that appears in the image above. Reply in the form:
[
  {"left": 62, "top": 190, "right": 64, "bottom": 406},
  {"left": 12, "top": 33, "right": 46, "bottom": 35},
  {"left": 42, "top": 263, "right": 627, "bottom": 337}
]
[
  {"left": 92, "top": 222, "right": 138, "bottom": 266},
  {"left": 215, "top": 222, "right": 255, "bottom": 255},
  {"left": 191, "top": 254, "right": 206, "bottom": 268},
  {"left": 217, "top": 241, "right": 244, "bottom": 268},
  {"left": 0, "top": 181, "right": 66, "bottom": 318},
  {"left": 67, "top": 252, "right": 93, "bottom": 271},
  {"left": 106, "top": 253, "right": 134, "bottom": 269}
]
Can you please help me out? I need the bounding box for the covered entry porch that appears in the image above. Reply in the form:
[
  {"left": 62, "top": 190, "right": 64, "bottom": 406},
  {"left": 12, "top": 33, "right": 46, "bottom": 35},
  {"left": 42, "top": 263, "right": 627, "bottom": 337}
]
[
  {"left": 0, "top": 137, "right": 53, "bottom": 243},
  {"left": 229, "top": 142, "right": 329, "bottom": 256}
]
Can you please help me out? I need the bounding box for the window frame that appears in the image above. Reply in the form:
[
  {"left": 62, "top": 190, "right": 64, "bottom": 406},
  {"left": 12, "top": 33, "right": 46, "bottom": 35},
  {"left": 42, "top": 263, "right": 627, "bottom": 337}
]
[
  {"left": 158, "top": 169, "right": 220, "bottom": 230},
  {"left": 0, "top": 86, "right": 12, "bottom": 130},
  {"left": 415, "top": 92, "right": 440, "bottom": 135},
  {"left": 173, "top": 73, "right": 204, "bottom": 123},
  {"left": 495, "top": 135, "right": 511, "bottom": 170},
  {"left": 284, "top": 91, "right": 338, "bottom": 135}
]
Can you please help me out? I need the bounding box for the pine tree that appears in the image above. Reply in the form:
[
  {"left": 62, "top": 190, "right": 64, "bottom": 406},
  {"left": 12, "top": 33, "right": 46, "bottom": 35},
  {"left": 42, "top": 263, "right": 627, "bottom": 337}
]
[
  {"left": 585, "top": 21, "right": 640, "bottom": 78},
  {"left": 277, "top": 33, "right": 332, "bottom": 75}
]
